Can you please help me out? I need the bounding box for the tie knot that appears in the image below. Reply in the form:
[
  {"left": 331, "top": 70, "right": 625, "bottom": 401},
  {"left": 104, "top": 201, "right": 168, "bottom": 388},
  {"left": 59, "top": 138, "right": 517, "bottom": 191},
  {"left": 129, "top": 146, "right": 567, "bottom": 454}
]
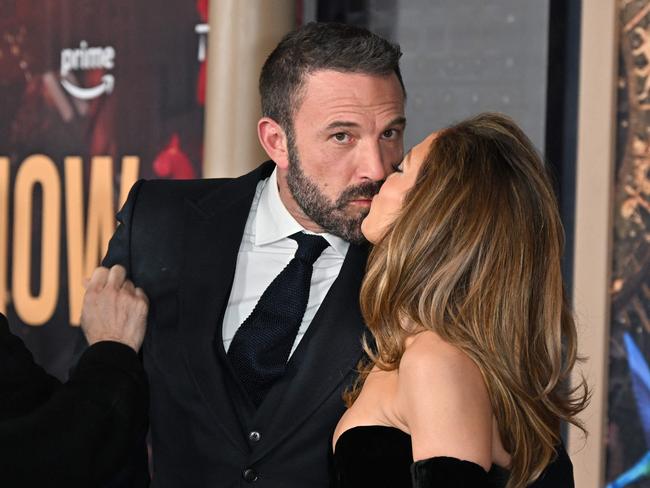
[{"left": 289, "top": 232, "right": 329, "bottom": 265}]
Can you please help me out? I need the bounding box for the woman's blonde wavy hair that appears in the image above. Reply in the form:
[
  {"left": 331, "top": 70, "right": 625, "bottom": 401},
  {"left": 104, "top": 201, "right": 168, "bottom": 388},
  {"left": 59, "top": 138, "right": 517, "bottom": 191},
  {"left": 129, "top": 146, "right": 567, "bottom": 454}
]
[{"left": 346, "top": 113, "right": 589, "bottom": 488}]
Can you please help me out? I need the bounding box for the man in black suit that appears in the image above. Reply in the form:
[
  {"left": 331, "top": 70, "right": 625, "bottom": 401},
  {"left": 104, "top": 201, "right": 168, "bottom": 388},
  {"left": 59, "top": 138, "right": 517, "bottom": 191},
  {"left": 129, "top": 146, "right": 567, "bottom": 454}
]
[
  {"left": 0, "top": 265, "right": 149, "bottom": 486},
  {"left": 102, "top": 22, "right": 406, "bottom": 487}
]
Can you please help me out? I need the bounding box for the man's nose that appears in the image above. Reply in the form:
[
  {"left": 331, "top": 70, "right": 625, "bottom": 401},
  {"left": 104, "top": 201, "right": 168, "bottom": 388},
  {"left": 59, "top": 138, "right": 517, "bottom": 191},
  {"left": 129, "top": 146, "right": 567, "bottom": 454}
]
[{"left": 357, "top": 141, "right": 388, "bottom": 181}]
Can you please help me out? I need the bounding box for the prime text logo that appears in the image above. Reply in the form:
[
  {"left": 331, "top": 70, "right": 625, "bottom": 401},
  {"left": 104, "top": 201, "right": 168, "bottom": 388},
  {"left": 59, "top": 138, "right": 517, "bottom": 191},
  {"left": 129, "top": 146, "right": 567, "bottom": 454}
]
[{"left": 60, "top": 41, "right": 116, "bottom": 100}]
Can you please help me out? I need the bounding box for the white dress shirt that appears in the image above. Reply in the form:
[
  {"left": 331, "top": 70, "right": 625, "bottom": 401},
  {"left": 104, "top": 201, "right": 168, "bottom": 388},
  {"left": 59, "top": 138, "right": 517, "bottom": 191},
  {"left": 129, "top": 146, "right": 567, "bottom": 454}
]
[{"left": 222, "top": 168, "right": 349, "bottom": 356}]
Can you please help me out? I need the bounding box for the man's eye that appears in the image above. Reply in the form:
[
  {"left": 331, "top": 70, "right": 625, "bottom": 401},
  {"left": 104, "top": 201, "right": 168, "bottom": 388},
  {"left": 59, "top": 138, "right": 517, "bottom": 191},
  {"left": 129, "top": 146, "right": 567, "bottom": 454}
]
[
  {"left": 332, "top": 133, "right": 351, "bottom": 143},
  {"left": 382, "top": 129, "right": 399, "bottom": 139}
]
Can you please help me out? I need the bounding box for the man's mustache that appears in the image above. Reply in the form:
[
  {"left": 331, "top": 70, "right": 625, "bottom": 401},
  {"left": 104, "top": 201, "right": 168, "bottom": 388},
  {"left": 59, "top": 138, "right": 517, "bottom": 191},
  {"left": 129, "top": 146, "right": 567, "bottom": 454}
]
[{"left": 335, "top": 180, "right": 384, "bottom": 208}]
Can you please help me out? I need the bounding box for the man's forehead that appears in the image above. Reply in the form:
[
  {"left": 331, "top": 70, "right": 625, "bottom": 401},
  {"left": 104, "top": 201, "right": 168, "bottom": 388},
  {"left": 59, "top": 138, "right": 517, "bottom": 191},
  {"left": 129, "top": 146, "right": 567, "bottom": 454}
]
[
  {"left": 297, "top": 71, "right": 404, "bottom": 117},
  {"left": 302, "top": 69, "right": 403, "bottom": 97}
]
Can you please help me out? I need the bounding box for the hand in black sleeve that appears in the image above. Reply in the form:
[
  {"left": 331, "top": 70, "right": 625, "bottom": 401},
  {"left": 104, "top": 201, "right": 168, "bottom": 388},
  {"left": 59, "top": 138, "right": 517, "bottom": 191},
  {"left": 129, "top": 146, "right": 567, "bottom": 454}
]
[
  {"left": 0, "top": 313, "right": 148, "bottom": 486},
  {"left": 0, "top": 257, "right": 152, "bottom": 486}
]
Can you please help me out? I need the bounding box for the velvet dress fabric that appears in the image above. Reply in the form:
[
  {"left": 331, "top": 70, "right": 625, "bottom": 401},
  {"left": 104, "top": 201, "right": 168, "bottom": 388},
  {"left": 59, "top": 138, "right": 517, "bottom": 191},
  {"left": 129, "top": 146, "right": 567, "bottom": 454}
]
[{"left": 331, "top": 425, "right": 574, "bottom": 488}]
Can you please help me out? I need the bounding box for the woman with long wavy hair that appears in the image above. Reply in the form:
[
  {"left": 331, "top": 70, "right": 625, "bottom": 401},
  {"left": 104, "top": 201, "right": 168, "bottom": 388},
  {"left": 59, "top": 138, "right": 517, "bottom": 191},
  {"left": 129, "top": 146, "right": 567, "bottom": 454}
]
[{"left": 330, "top": 113, "right": 589, "bottom": 488}]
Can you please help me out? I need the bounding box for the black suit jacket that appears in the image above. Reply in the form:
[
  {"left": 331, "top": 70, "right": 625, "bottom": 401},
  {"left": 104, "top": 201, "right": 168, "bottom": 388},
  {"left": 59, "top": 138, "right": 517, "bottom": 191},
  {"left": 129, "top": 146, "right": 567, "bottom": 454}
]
[
  {"left": 103, "top": 161, "right": 368, "bottom": 487},
  {"left": 0, "top": 313, "right": 149, "bottom": 486}
]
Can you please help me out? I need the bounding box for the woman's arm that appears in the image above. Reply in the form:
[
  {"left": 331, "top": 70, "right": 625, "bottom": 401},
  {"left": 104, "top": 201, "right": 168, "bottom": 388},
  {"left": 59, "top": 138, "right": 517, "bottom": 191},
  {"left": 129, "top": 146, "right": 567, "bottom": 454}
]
[
  {"left": 0, "top": 314, "right": 61, "bottom": 419},
  {"left": 396, "top": 331, "right": 494, "bottom": 486},
  {"left": 0, "top": 337, "right": 148, "bottom": 485}
]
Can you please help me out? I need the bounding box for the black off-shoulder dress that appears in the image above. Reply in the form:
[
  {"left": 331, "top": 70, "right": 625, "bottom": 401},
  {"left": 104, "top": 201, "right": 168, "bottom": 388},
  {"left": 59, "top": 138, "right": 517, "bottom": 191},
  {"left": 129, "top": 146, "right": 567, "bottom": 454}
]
[{"left": 331, "top": 425, "right": 574, "bottom": 488}]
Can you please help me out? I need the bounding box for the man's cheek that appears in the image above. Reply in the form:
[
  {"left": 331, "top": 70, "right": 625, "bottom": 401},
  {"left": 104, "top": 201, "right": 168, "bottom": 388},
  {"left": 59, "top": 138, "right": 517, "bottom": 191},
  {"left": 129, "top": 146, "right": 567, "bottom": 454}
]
[{"left": 385, "top": 153, "right": 402, "bottom": 171}]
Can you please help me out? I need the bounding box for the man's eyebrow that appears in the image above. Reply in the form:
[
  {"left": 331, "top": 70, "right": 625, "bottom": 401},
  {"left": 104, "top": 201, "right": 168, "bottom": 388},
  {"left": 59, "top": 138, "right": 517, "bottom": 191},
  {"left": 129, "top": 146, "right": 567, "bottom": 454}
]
[
  {"left": 386, "top": 116, "right": 407, "bottom": 128},
  {"left": 324, "top": 121, "right": 361, "bottom": 131},
  {"left": 323, "top": 116, "right": 406, "bottom": 132}
]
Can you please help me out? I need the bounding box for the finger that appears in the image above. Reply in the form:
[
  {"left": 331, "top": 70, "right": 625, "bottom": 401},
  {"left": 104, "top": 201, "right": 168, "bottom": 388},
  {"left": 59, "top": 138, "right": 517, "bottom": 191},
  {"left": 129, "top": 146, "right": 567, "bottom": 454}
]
[
  {"left": 134, "top": 287, "right": 149, "bottom": 306},
  {"left": 107, "top": 265, "right": 127, "bottom": 289},
  {"left": 88, "top": 267, "right": 109, "bottom": 291},
  {"left": 121, "top": 279, "right": 136, "bottom": 294}
]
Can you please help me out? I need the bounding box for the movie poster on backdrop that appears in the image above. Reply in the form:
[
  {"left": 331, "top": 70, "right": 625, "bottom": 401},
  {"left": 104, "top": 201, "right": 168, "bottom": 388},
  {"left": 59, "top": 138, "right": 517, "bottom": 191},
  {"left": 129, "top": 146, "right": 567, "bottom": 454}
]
[
  {"left": 607, "top": 1, "right": 650, "bottom": 487},
  {"left": 0, "top": 0, "right": 208, "bottom": 379}
]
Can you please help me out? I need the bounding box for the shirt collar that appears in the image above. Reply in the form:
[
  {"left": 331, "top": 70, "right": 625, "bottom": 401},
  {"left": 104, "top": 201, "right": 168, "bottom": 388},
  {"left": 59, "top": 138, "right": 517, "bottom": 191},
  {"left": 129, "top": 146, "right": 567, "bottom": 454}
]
[{"left": 255, "top": 168, "right": 350, "bottom": 257}]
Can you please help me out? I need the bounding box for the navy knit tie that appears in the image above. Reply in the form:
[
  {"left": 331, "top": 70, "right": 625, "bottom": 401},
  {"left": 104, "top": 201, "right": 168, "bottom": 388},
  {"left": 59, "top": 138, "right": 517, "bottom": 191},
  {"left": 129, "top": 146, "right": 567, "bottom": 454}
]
[{"left": 228, "top": 232, "right": 329, "bottom": 407}]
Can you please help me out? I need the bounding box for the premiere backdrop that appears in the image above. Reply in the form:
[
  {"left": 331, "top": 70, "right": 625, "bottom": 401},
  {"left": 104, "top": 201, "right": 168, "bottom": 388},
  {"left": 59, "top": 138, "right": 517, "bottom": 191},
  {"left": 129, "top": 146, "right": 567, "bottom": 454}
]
[
  {"left": 607, "top": 1, "right": 650, "bottom": 487},
  {"left": 0, "top": 0, "right": 207, "bottom": 379}
]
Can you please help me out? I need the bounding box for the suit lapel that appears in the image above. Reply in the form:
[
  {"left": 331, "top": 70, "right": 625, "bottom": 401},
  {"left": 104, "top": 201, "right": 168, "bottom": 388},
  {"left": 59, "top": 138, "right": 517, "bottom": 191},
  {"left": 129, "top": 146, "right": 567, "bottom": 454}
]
[
  {"left": 250, "top": 243, "right": 369, "bottom": 463},
  {"left": 178, "top": 162, "right": 274, "bottom": 453}
]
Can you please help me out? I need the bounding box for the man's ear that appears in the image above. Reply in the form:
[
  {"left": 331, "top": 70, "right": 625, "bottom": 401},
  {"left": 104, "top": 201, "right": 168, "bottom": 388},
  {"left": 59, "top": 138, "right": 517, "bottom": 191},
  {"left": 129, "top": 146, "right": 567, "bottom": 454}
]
[{"left": 258, "top": 117, "right": 290, "bottom": 169}]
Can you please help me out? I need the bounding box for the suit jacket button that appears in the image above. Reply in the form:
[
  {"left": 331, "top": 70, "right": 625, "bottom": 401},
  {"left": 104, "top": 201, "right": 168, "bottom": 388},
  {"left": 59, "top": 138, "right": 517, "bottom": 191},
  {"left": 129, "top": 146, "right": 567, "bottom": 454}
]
[
  {"left": 248, "top": 431, "right": 261, "bottom": 443},
  {"left": 243, "top": 468, "right": 258, "bottom": 482}
]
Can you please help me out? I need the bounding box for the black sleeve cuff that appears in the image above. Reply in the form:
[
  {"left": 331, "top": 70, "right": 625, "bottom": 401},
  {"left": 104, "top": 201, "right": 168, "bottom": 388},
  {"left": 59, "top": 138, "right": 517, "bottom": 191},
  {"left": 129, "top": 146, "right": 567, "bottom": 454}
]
[
  {"left": 410, "top": 456, "right": 491, "bottom": 487},
  {"left": 74, "top": 341, "right": 144, "bottom": 383}
]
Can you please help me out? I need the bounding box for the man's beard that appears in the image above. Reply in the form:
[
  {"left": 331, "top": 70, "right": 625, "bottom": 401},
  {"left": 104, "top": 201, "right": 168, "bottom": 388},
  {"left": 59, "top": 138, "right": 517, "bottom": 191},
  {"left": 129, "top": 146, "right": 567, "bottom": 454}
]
[{"left": 286, "top": 136, "right": 383, "bottom": 245}]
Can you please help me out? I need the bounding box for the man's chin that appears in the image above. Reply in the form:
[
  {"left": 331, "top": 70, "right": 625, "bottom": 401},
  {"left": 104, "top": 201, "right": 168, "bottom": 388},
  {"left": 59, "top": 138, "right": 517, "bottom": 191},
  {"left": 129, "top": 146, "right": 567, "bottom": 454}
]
[
  {"left": 341, "top": 228, "right": 368, "bottom": 246},
  {"left": 316, "top": 214, "right": 366, "bottom": 245},
  {"left": 339, "top": 215, "right": 368, "bottom": 245}
]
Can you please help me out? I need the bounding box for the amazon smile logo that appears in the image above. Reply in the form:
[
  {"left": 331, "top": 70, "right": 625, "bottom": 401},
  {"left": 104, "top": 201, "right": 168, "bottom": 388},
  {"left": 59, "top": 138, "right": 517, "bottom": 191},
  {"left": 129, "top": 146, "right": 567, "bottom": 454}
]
[{"left": 60, "top": 41, "right": 116, "bottom": 100}]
